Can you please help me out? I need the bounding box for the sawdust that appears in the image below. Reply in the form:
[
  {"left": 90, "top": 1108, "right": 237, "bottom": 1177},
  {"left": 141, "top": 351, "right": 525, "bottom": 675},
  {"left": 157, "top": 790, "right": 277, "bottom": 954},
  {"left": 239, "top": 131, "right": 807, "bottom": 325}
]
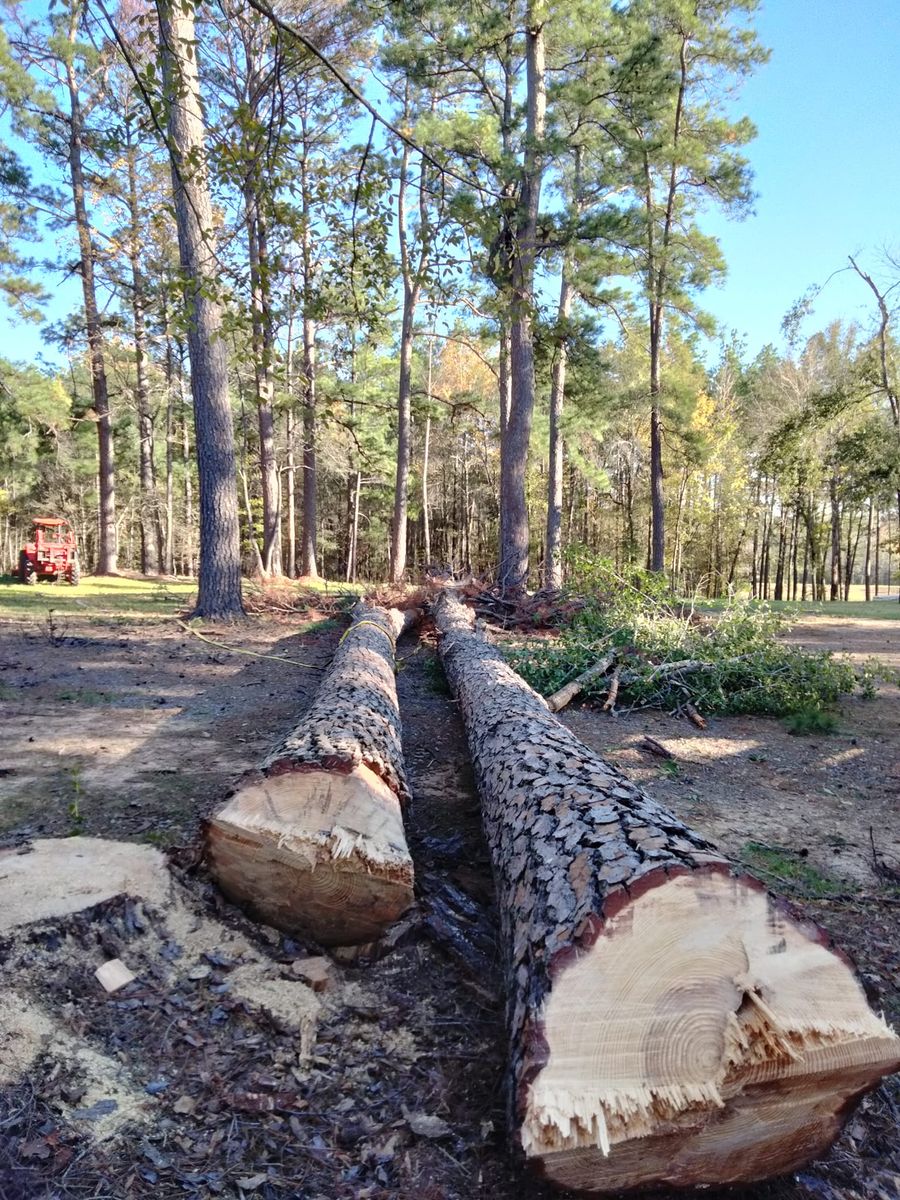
[
  {"left": 228, "top": 963, "right": 320, "bottom": 1055},
  {"left": 0, "top": 836, "right": 327, "bottom": 1148},
  {"left": 0, "top": 990, "right": 149, "bottom": 1138}
]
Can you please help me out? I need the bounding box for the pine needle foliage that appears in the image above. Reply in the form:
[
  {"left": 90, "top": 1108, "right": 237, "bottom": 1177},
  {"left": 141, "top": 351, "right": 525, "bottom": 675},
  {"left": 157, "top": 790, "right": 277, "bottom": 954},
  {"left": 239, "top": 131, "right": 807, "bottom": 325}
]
[{"left": 505, "top": 556, "right": 875, "bottom": 718}]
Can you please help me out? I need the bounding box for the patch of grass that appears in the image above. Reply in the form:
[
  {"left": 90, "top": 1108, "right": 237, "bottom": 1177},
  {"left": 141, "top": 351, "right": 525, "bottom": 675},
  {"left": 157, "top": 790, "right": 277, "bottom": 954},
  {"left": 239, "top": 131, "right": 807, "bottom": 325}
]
[
  {"left": 55, "top": 688, "right": 114, "bottom": 705},
  {"left": 783, "top": 707, "right": 839, "bottom": 736},
  {"left": 67, "top": 764, "right": 85, "bottom": 834},
  {"left": 740, "top": 841, "right": 850, "bottom": 899},
  {"left": 0, "top": 573, "right": 366, "bottom": 625},
  {"left": 0, "top": 574, "right": 197, "bottom": 621},
  {"left": 422, "top": 654, "right": 451, "bottom": 696},
  {"left": 695, "top": 597, "right": 900, "bottom": 621}
]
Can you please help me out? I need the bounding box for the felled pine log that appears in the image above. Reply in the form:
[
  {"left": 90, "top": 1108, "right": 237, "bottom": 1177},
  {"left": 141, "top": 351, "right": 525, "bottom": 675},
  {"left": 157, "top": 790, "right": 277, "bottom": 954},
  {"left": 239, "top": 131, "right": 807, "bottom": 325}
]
[
  {"left": 207, "top": 601, "right": 416, "bottom": 946},
  {"left": 434, "top": 590, "right": 899, "bottom": 1194}
]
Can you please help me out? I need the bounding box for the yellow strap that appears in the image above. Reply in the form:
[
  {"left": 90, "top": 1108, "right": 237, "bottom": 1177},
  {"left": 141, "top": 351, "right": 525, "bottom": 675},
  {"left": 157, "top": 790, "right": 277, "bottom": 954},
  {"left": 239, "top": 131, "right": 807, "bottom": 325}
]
[
  {"left": 339, "top": 618, "right": 396, "bottom": 649},
  {"left": 174, "top": 619, "right": 325, "bottom": 670}
]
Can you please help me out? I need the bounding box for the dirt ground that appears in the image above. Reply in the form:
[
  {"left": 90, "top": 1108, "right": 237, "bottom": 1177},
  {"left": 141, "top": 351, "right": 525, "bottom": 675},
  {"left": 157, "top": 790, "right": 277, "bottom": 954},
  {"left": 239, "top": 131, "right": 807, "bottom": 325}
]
[{"left": 0, "top": 604, "right": 898, "bottom": 1200}]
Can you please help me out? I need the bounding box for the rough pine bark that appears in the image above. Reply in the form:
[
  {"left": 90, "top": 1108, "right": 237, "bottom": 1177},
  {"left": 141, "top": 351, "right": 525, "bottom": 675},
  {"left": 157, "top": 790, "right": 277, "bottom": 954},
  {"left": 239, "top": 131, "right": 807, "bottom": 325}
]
[
  {"left": 126, "top": 126, "right": 163, "bottom": 574},
  {"left": 434, "top": 591, "right": 899, "bottom": 1194},
  {"left": 207, "top": 602, "right": 416, "bottom": 945},
  {"left": 65, "top": 13, "right": 116, "bottom": 575},
  {"left": 498, "top": 8, "right": 545, "bottom": 594},
  {"left": 545, "top": 268, "right": 574, "bottom": 590},
  {"left": 159, "top": 0, "right": 244, "bottom": 617}
]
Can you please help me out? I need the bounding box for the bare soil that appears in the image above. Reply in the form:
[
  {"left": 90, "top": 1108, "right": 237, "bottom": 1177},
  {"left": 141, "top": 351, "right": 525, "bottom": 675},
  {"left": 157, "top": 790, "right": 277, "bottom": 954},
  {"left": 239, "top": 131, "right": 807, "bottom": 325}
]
[{"left": 0, "top": 608, "right": 897, "bottom": 1200}]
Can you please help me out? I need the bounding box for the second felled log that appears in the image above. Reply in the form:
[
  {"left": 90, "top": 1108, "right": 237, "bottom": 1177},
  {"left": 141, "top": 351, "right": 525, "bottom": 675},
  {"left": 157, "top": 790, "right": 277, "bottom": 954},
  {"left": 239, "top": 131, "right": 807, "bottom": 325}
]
[
  {"left": 435, "top": 590, "right": 899, "bottom": 1194},
  {"left": 207, "top": 601, "right": 416, "bottom": 946}
]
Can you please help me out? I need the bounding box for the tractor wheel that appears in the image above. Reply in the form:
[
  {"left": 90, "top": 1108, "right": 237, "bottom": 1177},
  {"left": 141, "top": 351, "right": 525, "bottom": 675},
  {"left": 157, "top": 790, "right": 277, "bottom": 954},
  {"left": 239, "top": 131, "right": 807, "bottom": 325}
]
[
  {"left": 19, "top": 552, "right": 36, "bottom": 585},
  {"left": 67, "top": 558, "right": 80, "bottom": 587}
]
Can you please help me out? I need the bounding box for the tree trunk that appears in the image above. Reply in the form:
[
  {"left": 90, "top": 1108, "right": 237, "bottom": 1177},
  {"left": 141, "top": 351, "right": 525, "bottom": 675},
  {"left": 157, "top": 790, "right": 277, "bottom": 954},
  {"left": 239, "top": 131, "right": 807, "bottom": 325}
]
[
  {"left": 422, "top": 413, "right": 432, "bottom": 569},
  {"left": 126, "top": 125, "right": 163, "bottom": 575},
  {"left": 829, "top": 475, "right": 842, "bottom": 602},
  {"left": 246, "top": 189, "right": 281, "bottom": 577},
  {"left": 864, "top": 499, "right": 873, "bottom": 601},
  {"left": 773, "top": 510, "right": 787, "bottom": 601},
  {"left": 300, "top": 314, "right": 318, "bottom": 578},
  {"left": 391, "top": 133, "right": 428, "bottom": 583},
  {"left": 844, "top": 508, "right": 862, "bottom": 602},
  {"left": 299, "top": 151, "right": 318, "bottom": 579},
  {"left": 545, "top": 269, "right": 574, "bottom": 591},
  {"left": 648, "top": 319, "right": 665, "bottom": 574},
  {"left": 65, "top": 15, "right": 116, "bottom": 575},
  {"left": 345, "top": 470, "right": 361, "bottom": 583},
  {"left": 434, "top": 591, "right": 900, "bottom": 1193},
  {"left": 159, "top": 0, "right": 243, "bottom": 617},
  {"left": 498, "top": 8, "right": 545, "bottom": 594},
  {"left": 874, "top": 505, "right": 880, "bottom": 597},
  {"left": 207, "top": 602, "right": 417, "bottom": 945},
  {"left": 163, "top": 305, "right": 176, "bottom": 574},
  {"left": 285, "top": 310, "right": 297, "bottom": 578}
]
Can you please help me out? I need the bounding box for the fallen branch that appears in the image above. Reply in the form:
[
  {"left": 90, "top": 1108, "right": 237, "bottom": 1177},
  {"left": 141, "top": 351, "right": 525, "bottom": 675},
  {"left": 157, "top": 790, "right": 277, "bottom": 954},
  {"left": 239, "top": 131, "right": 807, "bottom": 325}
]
[
  {"left": 602, "top": 664, "right": 621, "bottom": 713},
  {"left": 546, "top": 650, "right": 615, "bottom": 713},
  {"left": 639, "top": 735, "right": 675, "bottom": 760},
  {"left": 684, "top": 702, "right": 707, "bottom": 729}
]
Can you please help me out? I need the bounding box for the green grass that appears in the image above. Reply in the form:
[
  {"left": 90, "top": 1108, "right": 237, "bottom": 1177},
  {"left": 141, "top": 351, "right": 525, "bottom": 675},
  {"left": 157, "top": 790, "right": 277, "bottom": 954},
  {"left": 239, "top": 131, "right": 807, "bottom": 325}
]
[
  {"left": 782, "top": 707, "right": 840, "bottom": 736},
  {"left": 0, "top": 574, "right": 197, "bottom": 621},
  {"left": 694, "top": 594, "right": 900, "bottom": 621},
  {"left": 0, "top": 573, "right": 365, "bottom": 623},
  {"left": 740, "top": 841, "right": 850, "bottom": 899}
]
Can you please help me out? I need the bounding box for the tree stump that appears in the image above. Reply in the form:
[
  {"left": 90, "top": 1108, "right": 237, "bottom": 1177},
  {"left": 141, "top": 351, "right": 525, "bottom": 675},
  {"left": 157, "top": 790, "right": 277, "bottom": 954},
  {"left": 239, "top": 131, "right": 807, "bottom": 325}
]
[
  {"left": 435, "top": 591, "right": 899, "bottom": 1193},
  {"left": 207, "top": 601, "right": 416, "bottom": 945}
]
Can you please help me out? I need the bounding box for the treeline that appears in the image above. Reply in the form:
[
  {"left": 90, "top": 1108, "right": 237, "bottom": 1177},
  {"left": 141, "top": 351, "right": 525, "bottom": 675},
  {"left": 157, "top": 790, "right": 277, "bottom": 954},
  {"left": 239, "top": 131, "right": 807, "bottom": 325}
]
[{"left": 0, "top": 0, "right": 897, "bottom": 612}]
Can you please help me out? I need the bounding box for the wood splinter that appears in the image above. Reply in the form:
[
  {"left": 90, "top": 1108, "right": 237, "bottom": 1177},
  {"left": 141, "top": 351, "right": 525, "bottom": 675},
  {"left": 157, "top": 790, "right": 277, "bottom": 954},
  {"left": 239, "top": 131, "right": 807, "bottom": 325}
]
[
  {"left": 435, "top": 591, "right": 900, "bottom": 1194},
  {"left": 207, "top": 601, "right": 417, "bottom": 946}
]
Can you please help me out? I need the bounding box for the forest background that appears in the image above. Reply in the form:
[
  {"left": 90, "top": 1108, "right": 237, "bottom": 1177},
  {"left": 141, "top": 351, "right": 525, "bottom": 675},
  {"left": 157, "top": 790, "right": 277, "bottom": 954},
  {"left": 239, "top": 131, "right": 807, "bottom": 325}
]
[{"left": 0, "top": 0, "right": 898, "bottom": 617}]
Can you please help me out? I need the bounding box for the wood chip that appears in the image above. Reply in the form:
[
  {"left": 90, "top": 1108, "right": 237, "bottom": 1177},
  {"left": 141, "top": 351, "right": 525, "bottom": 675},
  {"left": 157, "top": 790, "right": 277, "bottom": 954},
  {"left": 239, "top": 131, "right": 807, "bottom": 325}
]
[
  {"left": 290, "top": 956, "right": 333, "bottom": 992},
  {"left": 94, "top": 958, "right": 135, "bottom": 993}
]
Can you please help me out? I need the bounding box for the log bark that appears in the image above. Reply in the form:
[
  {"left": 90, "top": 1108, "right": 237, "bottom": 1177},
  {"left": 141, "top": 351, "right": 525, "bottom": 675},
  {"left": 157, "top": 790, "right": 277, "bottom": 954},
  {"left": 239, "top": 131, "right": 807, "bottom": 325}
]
[
  {"left": 434, "top": 591, "right": 900, "bottom": 1194},
  {"left": 207, "top": 602, "right": 416, "bottom": 945}
]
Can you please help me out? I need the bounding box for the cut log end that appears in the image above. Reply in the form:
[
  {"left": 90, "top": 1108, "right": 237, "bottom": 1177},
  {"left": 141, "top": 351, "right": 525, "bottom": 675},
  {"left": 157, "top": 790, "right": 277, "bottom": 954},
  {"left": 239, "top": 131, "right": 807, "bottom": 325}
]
[
  {"left": 207, "top": 765, "right": 414, "bottom": 946},
  {"left": 522, "top": 869, "right": 900, "bottom": 1193}
]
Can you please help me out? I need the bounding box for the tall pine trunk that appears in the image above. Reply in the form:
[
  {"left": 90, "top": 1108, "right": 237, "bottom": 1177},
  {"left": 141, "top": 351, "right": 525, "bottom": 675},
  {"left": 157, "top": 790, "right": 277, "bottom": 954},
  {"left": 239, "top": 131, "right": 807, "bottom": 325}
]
[
  {"left": 65, "top": 11, "right": 116, "bottom": 574},
  {"left": 159, "top": 0, "right": 243, "bottom": 617},
  {"left": 246, "top": 190, "right": 281, "bottom": 577},
  {"left": 829, "top": 475, "right": 841, "bottom": 601},
  {"left": 545, "top": 269, "right": 574, "bottom": 590},
  {"left": 390, "top": 132, "right": 429, "bottom": 584},
  {"left": 299, "top": 149, "right": 318, "bottom": 578},
  {"left": 126, "top": 124, "right": 163, "bottom": 574},
  {"left": 499, "top": 8, "right": 545, "bottom": 594}
]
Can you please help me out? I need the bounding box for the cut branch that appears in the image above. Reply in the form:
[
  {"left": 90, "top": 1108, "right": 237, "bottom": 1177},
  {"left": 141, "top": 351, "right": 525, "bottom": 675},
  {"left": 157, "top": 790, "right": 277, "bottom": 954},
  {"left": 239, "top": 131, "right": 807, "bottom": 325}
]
[
  {"left": 546, "top": 651, "right": 615, "bottom": 713},
  {"left": 207, "top": 601, "right": 417, "bottom": 945},
  {"left": 434, "top": 591, "right": 900, "bottom": 1193}
]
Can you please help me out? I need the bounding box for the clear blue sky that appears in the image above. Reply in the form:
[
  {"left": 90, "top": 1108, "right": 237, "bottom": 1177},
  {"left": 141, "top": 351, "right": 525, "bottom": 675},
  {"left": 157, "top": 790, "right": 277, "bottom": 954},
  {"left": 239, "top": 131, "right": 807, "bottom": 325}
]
[
  {"left": 701, "top": 0, "right": 900, "bottom": 357},
  {"left": 2, "top": 0, "right": 898, "bottom": 368}
]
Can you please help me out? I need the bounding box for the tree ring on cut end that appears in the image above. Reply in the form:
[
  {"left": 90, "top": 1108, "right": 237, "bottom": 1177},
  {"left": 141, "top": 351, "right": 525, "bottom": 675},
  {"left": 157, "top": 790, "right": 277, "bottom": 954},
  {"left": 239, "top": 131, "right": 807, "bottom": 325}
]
[{"left": 523, "top": 869, "right": 900, "bottom": 1193}]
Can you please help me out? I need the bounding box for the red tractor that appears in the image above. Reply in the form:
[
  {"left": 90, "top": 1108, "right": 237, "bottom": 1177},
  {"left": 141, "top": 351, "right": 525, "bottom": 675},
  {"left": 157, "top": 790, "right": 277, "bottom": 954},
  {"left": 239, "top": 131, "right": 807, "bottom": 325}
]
[{"left": 15, "top": 517, "right": 80, "bottom": 586}]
